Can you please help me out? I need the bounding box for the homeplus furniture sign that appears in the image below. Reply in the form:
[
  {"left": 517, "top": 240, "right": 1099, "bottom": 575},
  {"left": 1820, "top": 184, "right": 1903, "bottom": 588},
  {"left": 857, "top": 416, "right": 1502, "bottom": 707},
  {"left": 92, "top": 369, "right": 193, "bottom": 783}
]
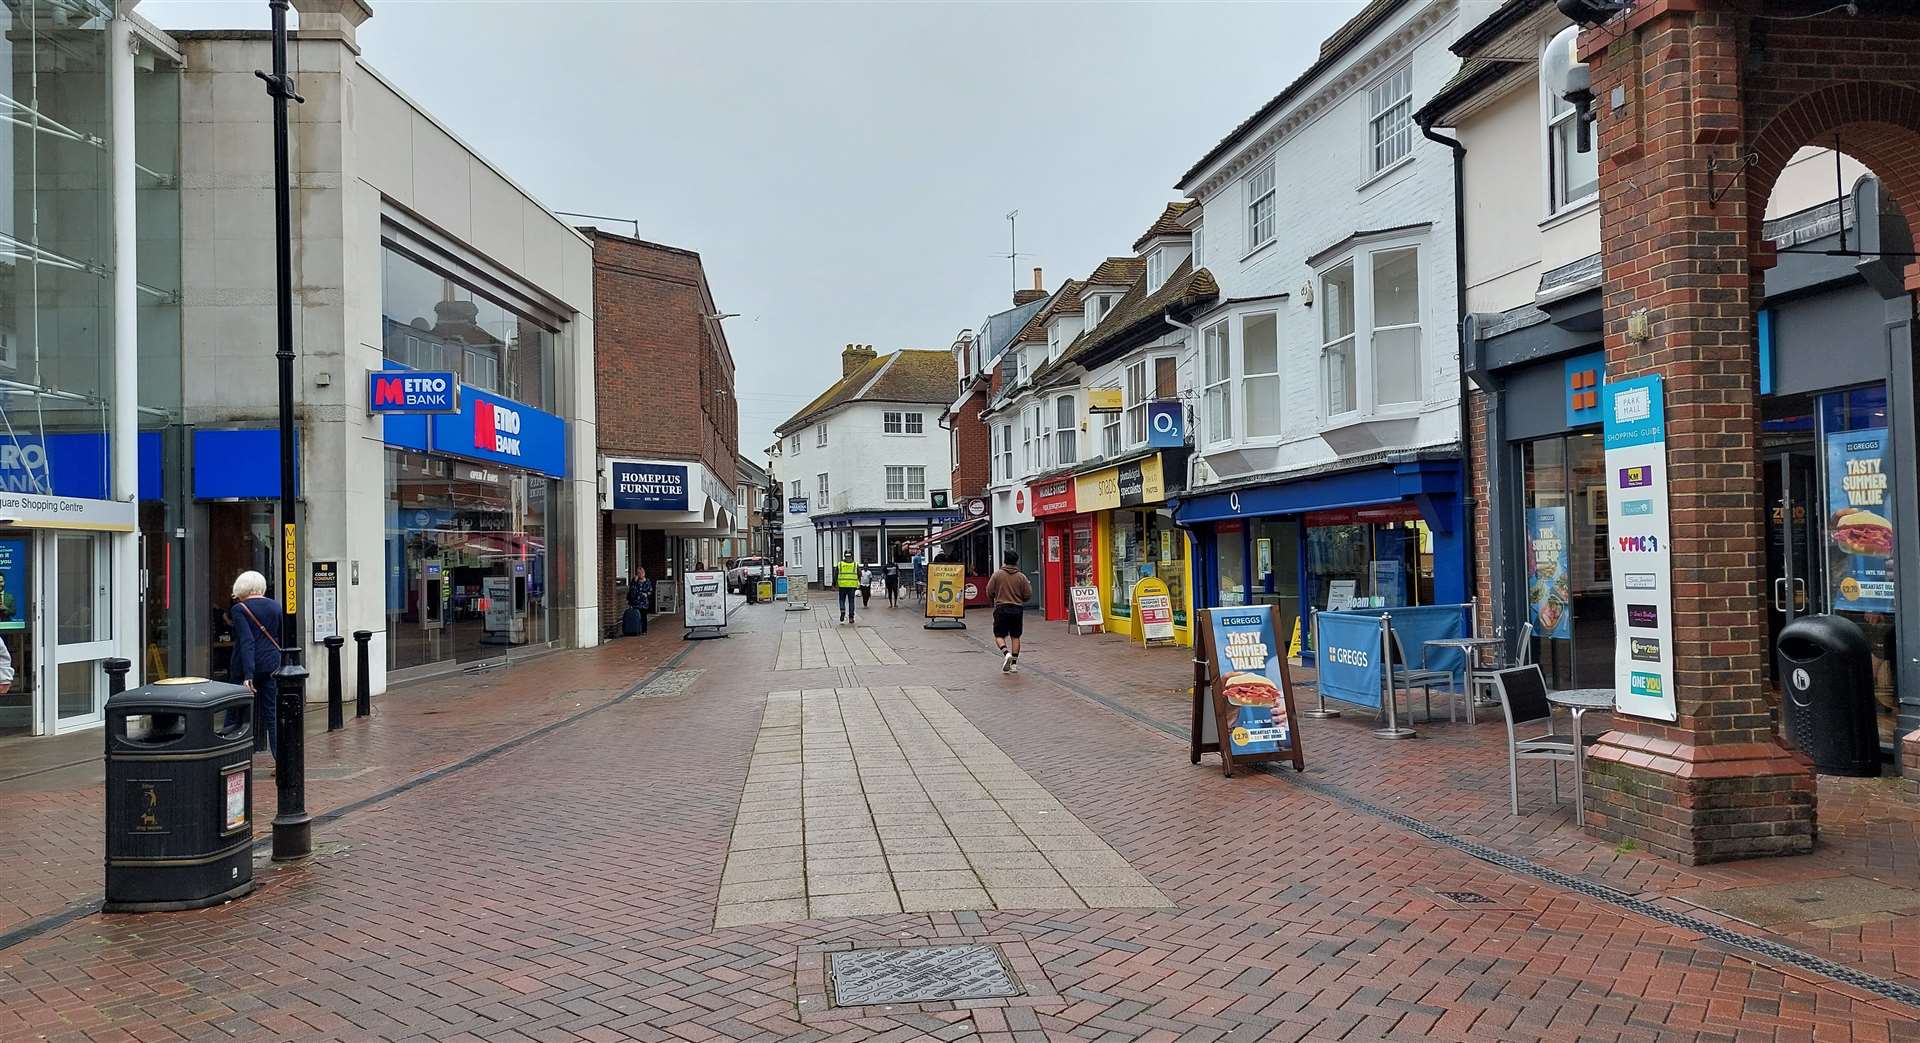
[{"left": 1602, "top": 374, "right": 1676, "bottom": 722}]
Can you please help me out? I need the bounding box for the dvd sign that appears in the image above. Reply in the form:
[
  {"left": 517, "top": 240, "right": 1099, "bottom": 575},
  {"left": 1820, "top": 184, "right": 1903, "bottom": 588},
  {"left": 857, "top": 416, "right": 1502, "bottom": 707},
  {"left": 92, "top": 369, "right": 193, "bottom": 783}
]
[{"left": 368, "top": 370, "right": 459, "bottom": 413}]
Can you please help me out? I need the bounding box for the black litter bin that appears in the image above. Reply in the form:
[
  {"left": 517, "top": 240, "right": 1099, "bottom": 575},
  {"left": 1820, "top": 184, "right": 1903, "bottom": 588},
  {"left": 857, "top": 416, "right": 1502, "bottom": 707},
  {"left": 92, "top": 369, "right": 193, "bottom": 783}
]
[
  {"left": 1777, "top": 614, "right": 1878, "bottom": 776},
  {"left": 104, "top": 677, "right": 256, "bottom": 912}
]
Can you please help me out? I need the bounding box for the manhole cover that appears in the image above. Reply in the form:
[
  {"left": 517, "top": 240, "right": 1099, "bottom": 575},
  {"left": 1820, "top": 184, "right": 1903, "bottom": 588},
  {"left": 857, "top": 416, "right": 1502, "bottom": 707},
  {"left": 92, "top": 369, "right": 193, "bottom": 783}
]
[
  {"left": 1436, "top": 890, "right": 1496, "bottom": 904},
  {"left": 633, "top": 669, "right": 703, "bottom": 699},
  {"left": 830, "top": 945, "right": 1021, "bottom": 1006}
]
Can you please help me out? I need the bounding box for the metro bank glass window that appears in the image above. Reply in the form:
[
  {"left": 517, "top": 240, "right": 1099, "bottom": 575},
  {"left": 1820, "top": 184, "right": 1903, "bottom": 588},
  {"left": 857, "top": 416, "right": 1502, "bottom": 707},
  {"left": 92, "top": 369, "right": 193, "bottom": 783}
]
[{"left": 382, "top": 245, "right": 557, "bottom": 410}]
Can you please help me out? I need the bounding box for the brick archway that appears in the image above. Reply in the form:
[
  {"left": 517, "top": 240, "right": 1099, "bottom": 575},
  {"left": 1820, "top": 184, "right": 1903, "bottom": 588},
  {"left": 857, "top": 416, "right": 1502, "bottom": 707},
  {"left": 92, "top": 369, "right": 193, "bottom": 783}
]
[
  {"left": 1576, "top": 2, "right": 1920, "bottom": 865},
  {"left": 1746, "top": 82, "right": 1920, "bottom": 283}
]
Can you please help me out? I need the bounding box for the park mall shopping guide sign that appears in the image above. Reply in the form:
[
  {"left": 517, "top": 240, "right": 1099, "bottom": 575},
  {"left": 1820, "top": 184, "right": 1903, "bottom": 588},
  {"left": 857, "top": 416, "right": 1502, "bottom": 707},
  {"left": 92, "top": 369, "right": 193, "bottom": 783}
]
[{"left": 1603, "top": 374, "right": 1677, "bottom": 722}]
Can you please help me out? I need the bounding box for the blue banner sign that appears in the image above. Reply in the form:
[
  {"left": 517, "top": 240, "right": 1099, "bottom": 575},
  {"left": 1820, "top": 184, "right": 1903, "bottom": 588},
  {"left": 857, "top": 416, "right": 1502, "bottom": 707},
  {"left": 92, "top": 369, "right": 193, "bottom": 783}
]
[
  {"left": 788, "top": 497, "right": 809, "bottom": 514},
  {"left": 611, "top": 461, "right": 690, "bottom": 511},
  {"left": 0, "top": 430, "right": 163, "bottom": 501},
  {"left": 1206, "top": 606, "right": 1291, "bottom": 757},
  {"left": 1146, "top": 401, "right": 1185, "bottom": 448},
  {"left": 1826, "top": 426, "right": 1894, "bottom": 613},
  {"left": 1314, "top": 610, "right": 1384, "bottom": 709},
  {"left": 429, "top": 385, "right": 568, "bottom": 478},
  {"left": 369, "top": 370, "right": 460, "bottom": 413}
]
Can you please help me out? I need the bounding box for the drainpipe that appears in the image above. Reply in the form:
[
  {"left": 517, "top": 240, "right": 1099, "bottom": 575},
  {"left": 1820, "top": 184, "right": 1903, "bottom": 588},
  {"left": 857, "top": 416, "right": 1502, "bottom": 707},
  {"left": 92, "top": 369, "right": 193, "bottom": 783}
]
[{"left": 1419, "top": 116, "right": 1477, "bottom": 615}]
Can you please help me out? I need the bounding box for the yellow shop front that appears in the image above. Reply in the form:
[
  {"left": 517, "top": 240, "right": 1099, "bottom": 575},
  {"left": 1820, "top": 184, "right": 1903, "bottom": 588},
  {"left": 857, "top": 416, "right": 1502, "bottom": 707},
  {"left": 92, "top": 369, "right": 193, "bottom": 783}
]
[{"left": 1074, "top": 453, "right": 1192, "bottom": 646}]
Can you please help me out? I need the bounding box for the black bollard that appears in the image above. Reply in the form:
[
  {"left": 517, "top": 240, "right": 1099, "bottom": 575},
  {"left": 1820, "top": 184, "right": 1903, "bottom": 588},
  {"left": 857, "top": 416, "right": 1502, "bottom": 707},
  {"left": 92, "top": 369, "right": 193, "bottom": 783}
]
[
  {"left": 272, "top": 651, "right": 311, "bottom": 861},
  {"left": 102, "top": 657, "right": 132, "bottom": 697},
  {"left": 323, "top": 635, "right": 345, "bottom": 731},
  {"left": 354, "top": 629, "right": 372, "bottom": 718}
]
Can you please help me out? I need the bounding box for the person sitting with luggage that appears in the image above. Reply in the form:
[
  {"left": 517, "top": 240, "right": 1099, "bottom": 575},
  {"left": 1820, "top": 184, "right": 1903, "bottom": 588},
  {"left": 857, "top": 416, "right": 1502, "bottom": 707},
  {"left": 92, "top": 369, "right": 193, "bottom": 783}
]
[{"left": 626, "top": 568, "right": 652, "bottom": 635}]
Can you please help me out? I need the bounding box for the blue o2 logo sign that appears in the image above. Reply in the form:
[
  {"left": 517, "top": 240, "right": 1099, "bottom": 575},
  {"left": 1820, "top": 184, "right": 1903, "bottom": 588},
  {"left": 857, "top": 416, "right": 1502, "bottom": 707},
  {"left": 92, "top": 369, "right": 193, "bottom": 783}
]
[{"left": 369, "top": 371, "right": 459, "bottom": 413}]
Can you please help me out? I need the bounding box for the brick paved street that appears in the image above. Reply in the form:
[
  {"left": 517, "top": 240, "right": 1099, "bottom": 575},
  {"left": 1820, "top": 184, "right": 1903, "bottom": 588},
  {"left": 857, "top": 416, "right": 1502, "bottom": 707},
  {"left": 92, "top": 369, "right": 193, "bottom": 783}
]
[{"left": 7, "top": 596, "right": 1920, "bottom": 1041}]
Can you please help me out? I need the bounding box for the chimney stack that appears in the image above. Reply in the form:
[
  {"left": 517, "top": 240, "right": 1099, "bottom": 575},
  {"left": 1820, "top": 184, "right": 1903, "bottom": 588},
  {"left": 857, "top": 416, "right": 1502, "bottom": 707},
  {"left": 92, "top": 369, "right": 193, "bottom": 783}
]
[
  {"left": 1012, "top": 266, "right": 1048, "bottom": 307},
  {"left": 842, "top": 342, "right": 878, "bottom": 377}
]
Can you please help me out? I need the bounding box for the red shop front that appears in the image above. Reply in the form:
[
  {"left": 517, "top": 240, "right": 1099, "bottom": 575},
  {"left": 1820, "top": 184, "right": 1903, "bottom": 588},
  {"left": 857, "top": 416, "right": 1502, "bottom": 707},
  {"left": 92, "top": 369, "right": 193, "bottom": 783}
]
[{"left": 1031, "top": 477, "right": 1096, "bottom": 622}]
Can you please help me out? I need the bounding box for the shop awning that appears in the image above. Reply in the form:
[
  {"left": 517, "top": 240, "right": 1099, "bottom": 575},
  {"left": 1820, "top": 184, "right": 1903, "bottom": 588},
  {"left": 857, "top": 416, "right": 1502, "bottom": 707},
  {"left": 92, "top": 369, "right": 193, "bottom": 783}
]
[{"left": 906, "top": 515, "right": 989, "bottom": 553}]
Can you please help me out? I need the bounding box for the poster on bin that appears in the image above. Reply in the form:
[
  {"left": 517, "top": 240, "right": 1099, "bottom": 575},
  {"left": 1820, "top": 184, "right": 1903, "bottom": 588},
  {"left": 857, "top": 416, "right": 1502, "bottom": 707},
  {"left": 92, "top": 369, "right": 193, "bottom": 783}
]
[
  {"left": 1205, "top": 606, "right": 1291, "bottom": 757},
  {"left": 1526, "top": 506, "right": 1572, "bottom": 639},
  {"left": 1602, "top": 374, "right": 1677, "bottom": 722},
  {"left": 1825, "top": 427, "right": 1895, "bottom": 613},
  {"left": 684, "top": 571, "right": 727, "bottom": 628},
  {"left": 926, "top": 563, "right": 966, "bottom": 619}
]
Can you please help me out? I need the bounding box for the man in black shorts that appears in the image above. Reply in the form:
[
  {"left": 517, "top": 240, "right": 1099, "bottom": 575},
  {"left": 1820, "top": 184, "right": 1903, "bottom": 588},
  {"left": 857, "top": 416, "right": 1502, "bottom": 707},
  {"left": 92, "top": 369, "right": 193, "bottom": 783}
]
[{"left": 985, "top": 550, "right": 1033, "bottom": 673}]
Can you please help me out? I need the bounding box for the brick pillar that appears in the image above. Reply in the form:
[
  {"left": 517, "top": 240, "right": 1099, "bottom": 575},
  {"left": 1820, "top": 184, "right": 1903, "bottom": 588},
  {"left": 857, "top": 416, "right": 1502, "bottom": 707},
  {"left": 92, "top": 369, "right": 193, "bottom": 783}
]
[{"left": 1580, "top": 5, "right": 1815, "bottom": 864}]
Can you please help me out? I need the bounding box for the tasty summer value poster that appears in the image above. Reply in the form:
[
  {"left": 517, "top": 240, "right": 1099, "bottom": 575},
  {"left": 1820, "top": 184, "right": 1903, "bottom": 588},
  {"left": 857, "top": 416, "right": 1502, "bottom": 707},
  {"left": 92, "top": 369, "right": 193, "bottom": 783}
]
[
  {"left": 1826, "top": 427, "right": 1895, "bottom": 613},
  {"left": 1526, "top": 506, "right": 1572, "bottom": 640},
  {"left": 1206, "top": 606, "right": 1290, "bottom": 756}
]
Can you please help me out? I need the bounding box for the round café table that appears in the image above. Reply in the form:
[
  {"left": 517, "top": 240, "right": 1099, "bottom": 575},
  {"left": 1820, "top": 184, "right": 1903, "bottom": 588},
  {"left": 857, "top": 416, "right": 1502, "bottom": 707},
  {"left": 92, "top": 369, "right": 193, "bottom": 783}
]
[{"left": 1547, "top": 687, "right": 1614, "bottom": 826}]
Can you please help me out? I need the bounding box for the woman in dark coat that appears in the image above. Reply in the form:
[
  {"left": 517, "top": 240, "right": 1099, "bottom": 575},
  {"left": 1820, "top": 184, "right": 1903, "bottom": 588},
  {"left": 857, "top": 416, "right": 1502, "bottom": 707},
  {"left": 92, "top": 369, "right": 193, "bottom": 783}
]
[{"left": 229, "top": 570, "right": 285, "bottom": 758}]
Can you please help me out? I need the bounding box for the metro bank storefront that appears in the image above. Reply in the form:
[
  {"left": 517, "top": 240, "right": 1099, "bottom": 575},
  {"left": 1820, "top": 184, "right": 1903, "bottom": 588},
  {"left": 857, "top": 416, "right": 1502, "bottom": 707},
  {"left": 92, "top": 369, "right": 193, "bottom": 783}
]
[{"left": 381, "top": 375, "right": 570, "bottom": 682}]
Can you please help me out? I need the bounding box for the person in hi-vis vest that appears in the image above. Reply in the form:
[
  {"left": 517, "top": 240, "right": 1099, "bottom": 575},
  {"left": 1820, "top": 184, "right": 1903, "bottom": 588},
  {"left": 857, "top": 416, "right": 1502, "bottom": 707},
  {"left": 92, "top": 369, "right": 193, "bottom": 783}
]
[{"left": 834, "top": 551, "right": 861, "bottom": 624}]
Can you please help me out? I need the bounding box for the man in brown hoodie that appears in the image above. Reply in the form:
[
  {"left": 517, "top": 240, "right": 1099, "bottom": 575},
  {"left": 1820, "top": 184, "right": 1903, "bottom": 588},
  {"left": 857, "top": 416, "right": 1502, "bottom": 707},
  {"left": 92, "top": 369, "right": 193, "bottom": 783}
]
[{"left": 984, "top": 550, "right": 1033, "bottom": 673}]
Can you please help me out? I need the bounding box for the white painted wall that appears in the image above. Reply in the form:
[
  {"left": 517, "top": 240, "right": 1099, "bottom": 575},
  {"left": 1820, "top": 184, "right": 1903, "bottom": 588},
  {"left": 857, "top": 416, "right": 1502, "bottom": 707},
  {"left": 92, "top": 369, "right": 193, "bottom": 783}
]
[
  {"left": 1181, "top": 0, "right": 1493, "bottom": 489},
  {"left": 778, "top": 399, "right": 953, "bottom": 580}
]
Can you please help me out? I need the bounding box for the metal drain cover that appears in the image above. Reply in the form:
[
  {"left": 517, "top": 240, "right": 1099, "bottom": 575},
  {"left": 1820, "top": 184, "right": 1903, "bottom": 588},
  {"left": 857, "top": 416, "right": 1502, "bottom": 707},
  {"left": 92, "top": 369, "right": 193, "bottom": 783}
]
[
  {"left": 830, "top": 944, "right": 1020, "bottom": 1006},
  {"left": 1436, "top": 890, "right": 1496, "bottom": 904}
]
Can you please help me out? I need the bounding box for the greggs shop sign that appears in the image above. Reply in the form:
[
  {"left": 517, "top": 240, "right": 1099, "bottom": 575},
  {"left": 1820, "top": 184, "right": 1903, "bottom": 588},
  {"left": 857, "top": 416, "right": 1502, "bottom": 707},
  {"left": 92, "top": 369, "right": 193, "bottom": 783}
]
[{"left": 1075, "top": 454, "right": 1166, "bottom": 512}]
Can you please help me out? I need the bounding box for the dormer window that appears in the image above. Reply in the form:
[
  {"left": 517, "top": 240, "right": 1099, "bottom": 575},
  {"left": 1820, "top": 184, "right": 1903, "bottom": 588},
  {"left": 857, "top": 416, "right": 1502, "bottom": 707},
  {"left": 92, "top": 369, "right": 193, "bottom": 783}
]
[
  {"left": 1087, "top": 295, "right": 1107, "bottom": 326},
  {"left": 1146, "top": 250, "right": 1167, "bottom": 293}
]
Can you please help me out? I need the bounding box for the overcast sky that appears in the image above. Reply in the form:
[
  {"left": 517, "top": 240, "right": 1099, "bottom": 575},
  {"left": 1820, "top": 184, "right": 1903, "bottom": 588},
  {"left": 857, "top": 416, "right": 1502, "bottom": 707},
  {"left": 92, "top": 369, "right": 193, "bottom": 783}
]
[{"left": 143, "top": 0, "right": 1359, "bottom": 464}]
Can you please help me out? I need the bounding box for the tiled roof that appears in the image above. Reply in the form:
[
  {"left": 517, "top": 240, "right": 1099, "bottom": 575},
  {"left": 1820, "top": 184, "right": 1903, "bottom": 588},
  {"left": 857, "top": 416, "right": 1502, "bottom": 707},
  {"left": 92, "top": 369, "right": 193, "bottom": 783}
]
[
  {"left": 1011, "top": 280, "right": 1085, "bottom": 346},
  {"left": 1132, "top": 201, "right": 1196, "bottom": 251},
  {"left": 1083, "top": 256, "right": 1147, "bottom": 291},
  {"left": 1177, "top": 0, "right": 1408, "bottom": 190},
  {"left": 1030, "top": 257, "right": 1219, "bottom": 385},
  {"left": 775, "top": 349, "right": 954, "bottom": 433}
]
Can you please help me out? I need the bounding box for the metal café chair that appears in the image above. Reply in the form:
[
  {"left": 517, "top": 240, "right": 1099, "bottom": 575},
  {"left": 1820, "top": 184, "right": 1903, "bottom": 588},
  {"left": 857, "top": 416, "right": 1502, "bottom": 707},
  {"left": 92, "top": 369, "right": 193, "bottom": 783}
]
[
  {"left": 1470, "top": 621, "right": 1534, "bottom": 707},
  {"left": 1491, "top": 664, "right": 1596, "bottom": 817},
  {"left": 1389, "top": 626, "right": 1459, "bottom": 723}
]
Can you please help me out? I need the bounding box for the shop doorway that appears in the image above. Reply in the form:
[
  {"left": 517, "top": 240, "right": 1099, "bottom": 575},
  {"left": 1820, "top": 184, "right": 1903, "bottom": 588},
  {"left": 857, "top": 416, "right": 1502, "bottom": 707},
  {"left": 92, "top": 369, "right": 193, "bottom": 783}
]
[
  {"left": 0, "top": 530, "right": 33, "bottom": 737},
  {"left": 1764, "top": 450, "right": 1824, "bottom": 657},
  {"left": 0, "top": 529, "right": 117, "bottom": 737},
  {"left": 205, "top": 502, "right": 278, "bottom": 683}
]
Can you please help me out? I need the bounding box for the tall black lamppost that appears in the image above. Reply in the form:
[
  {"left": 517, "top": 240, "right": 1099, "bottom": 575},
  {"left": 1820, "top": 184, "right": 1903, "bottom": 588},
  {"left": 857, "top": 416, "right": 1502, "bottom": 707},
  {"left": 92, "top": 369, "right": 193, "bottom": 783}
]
[{"left": 258, "top": 0, "right": 310, "bottom": 861}]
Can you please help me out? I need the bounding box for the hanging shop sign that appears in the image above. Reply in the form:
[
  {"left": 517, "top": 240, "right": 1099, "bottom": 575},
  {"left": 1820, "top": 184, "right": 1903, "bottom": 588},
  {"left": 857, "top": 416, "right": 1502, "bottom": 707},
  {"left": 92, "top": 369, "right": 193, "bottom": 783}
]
[
  {"left": 1525, "top": 506, "right": 1572, "bottom": 640},
  {"left": 788, "top": 497, "right": 809, "bottom": 514},
  {"left": 964, "top": 497, "right": 989, "bottom": 519},
  {"left": 1603, "top": 374, "right": 1676, "bottom": 722},
  {"left": 1825, "top": 427, "right": 1895, "bottom": 613},
  {"left": 1075, "top": 455, "right": 1165, "bottom": 512},
  {"left": 1190, "top": 603, "right": 1304, "bottom": 777},
  {"left": 1086, "top": 388, "right": 1123, "bottom": 414},
  {"left": 610, "top": 461, "right": 690, "bottom": 511},
  {"left": 1030, "top": 477, "right": 1076, "bottom": 517},
  {"left": 368, "top": 370, "right": 460, "bottom": 414},
  {"left": 1146, "top": 401, "right": 1184, "bottom": 449},
  {"left": 1070, "top": 585, "right": 1103, "bottom": 628}
]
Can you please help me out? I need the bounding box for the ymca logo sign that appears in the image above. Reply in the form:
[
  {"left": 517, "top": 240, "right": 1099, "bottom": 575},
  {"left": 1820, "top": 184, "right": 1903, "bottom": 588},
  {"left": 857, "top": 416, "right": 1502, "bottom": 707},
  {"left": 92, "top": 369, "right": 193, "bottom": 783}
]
[{"left": 473, "top": 402, "right": 524, "bottom": 458}]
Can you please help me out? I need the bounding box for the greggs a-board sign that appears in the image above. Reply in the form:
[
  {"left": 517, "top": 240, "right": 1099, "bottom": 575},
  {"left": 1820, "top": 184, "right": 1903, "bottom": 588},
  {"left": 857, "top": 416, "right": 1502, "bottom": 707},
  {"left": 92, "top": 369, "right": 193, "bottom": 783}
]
[
  {"left": 1030, "top": 477, "right": 1075, "bottom": 517},
  {"left": 1190, "top": 603, "right": 1304, "bottom": 777}
]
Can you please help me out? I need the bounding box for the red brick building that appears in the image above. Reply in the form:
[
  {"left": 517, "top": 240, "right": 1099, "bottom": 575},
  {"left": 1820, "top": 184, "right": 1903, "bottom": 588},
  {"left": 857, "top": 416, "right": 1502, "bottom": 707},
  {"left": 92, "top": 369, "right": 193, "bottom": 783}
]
[
  {"left": 587, "top": 230, "right": 739, "bottom": 634},
  {"left": 946, "top": 330, "right": 992, "bottom": 502},
  {"left": 1565, "top": 0, "right": 1920, "bottom": 863}
]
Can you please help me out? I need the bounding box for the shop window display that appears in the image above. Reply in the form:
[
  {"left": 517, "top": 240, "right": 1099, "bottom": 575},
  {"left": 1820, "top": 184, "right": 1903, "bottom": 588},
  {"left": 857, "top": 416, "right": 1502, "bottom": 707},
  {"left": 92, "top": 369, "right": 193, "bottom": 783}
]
[
  {"left": 1306, "top": 510, "right": 1434, "bottom": 612},
  {"left": 1520, "top": 434, "right": 1613, "bottom": 690},
  {"left": 1109, "top": 510, "right": 1186, "bottom": 625}
]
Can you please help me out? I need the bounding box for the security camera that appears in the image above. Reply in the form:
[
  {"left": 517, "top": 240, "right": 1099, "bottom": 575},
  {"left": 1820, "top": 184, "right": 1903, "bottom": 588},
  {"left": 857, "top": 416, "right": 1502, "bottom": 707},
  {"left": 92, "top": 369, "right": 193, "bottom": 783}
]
[{"left": 1543, "top": 24, "right": 1596, "bottom": 154}]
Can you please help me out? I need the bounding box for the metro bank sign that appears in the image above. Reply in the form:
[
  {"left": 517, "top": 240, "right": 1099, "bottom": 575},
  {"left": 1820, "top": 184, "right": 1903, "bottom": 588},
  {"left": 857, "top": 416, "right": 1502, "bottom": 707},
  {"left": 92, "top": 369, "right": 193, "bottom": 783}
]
[{"left": 368, "top": 371, "right": 459, "bottom": 413}]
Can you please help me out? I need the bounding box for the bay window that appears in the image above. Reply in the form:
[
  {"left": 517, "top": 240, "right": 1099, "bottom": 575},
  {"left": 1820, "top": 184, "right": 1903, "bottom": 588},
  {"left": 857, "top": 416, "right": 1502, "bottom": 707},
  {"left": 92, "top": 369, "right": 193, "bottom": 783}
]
[
  {"left": 1127, "top": 356, "right": 1178, "bottom": 446},
  {"left": 1103, "top": 400, "right": 1122, "bottom": 459},
  {"left": 1243, "top": 313, "right": 1280, "bottom": 438},
  {"left": 1021, "top": 408, "right": 1035, "bottom": 472},
  {"left": 1370, "top": 248, "right": 1421, "bottom": 406},
  {"left": 1319, "top": 242, "right": 1422, "bottom": 419},
  {"left": 1035, "top": 403, "right": 1052, "bottom": 468},
  {"left": 1322, "top": 261, "right": 1357, "bottom": 415},
  {"left": 997, "top": 423, "right": 1014, "bottom": 482},
  {"left": 1203, "top": 321, "right": 1232, "bottom": 444},
  {"left": 1054, "top": 395, "right": 1076, "bottom": 465}
]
